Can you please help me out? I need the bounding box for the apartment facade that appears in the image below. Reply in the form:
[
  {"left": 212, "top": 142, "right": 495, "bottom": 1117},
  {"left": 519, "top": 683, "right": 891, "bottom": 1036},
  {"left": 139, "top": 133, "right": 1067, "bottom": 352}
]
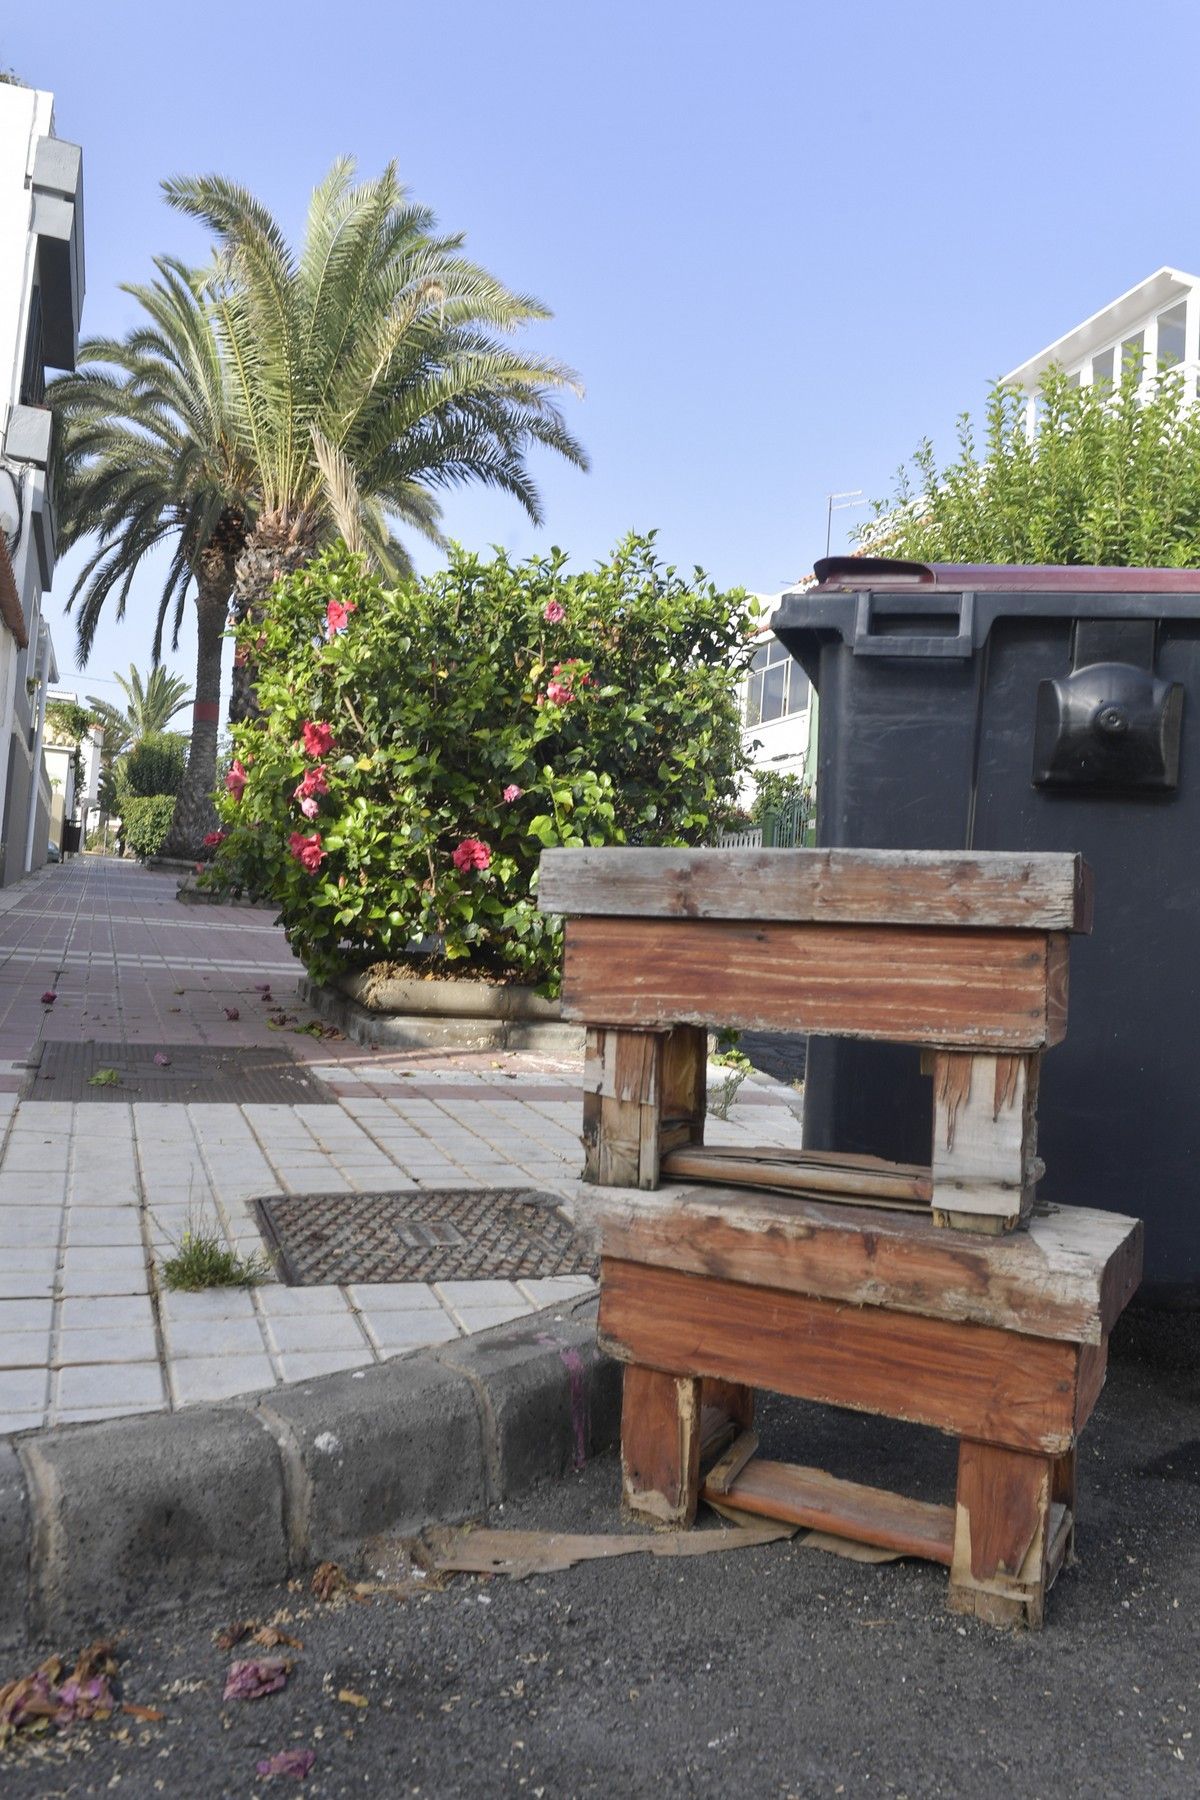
[
  {"left": 0, "top": 81, "right": 83, "bottom": 880},
  {"left": 1001, "top": 265, "right": 1200, "bottom": 424},
  {"left": 739, "top": 602, "right": 815, "bottom": 795}
]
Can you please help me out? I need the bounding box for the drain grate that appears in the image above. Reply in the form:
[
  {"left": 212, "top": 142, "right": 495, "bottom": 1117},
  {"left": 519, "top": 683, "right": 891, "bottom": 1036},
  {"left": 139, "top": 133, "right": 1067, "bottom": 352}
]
[
  {"left": 23, "top": 1041, "right": 335, "bottom": 1104},
  {"left": 254, "top": 1188, "right": 597, "bottom": 1285}
]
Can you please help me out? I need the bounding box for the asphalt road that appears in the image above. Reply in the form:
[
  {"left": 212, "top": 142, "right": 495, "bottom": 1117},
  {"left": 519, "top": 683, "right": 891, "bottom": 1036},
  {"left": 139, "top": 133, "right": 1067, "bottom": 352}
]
[{"left": 3, "top": 1308, "right": 1199, "bottom": 1799}]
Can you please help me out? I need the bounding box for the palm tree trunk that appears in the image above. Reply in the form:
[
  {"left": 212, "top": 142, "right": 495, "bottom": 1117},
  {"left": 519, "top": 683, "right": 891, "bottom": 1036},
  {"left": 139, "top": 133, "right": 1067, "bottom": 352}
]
[
  {"left": 229, "top": 509, "right": 321, "bottom": 722},
  {"left": 161, "top": 571, "right": 231, "bottom": 859}
]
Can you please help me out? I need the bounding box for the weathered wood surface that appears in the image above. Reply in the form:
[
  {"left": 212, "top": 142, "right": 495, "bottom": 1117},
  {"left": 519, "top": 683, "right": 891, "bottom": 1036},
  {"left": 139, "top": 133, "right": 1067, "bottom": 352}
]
[
  {"left": 930, "top": 1051, "right": 1041, "bottom": 1227},
  {"left": 561, "top": 918, "right": 1070, "bottom": 1049},
  {"left": 704, "top": 1429, "right": 761, "bottom": 1496},
  {"left": 587, "top": 1185, "right": 1142, "bottom": 1345},
  {"left": 949, "top": 1441, "right": 1055, "bottom": 1627},
  {"left": 581, "top": 1024, "right": 706, "bottom": 1188},
  {"left": 599, "top": 1259, "right": 1087, "bottom": 1453},
  {"left": 619, "top": 1365, "right": 702, "bottom": 1527},
  {"left": 703, "top": 1458, "right": 957, "bottom": 1566},
  {"left": 539, "top": 847, "right": 1093, "bottom": 933},
  {"left": 660, "top": 1143, "right": 932, "bottom": 1207}
]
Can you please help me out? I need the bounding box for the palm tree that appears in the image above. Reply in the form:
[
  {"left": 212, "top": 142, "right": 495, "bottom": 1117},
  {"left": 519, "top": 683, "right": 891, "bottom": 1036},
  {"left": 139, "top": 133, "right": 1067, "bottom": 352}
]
[
  {"left": 86, "top": 663, "right": 192, "bottom": 757},
  {"left": 163, "top": 158, "right": 588, "bottom": 718},
  {"left": 50, "top": 257, "right": 251, "bottom": 855}
]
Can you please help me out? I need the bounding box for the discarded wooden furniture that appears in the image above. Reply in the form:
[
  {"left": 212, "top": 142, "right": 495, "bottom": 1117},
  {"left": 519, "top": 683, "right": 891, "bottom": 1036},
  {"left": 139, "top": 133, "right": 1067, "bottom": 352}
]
[
  {"left": 538, "top": 845, "right": 1095, "bottom": 1233},
  {"left": 537, "top": 846, "right": 1143, "bottom": 1625},
  {"left": 591, "top": 1184, "right": 1141, "bottom": 1626}
]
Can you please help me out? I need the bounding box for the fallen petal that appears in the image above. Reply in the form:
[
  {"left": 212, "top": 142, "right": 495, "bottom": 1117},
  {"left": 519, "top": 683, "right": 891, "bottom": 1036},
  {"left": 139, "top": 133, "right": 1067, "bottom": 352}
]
[
  {"left": 257, "top": 1748, "right": 316, "bottom": 1780},
  {"left": 223, "top": 1007, "right": 240, "bottom": 1021},
  {"left": 40, "top": 991, "right": 56, "bottom": 1005},
  {"left": 153, "top": 1053, "right": 172, "bottom": 1067},
  {"left": 222, "top": 1657, "right": 292, "bottom": 1701}
]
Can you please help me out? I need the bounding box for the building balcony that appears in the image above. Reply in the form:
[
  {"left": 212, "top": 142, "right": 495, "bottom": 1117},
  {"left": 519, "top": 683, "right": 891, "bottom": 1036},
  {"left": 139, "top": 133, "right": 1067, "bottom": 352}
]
[{"left": 30, "top": 135, "right": 84, "bottom": 372}]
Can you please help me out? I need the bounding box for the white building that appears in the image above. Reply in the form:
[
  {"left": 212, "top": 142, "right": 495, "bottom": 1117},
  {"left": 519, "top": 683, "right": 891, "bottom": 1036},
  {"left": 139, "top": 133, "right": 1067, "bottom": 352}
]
[
  {"left": 739, "top": 603, "right": 816, "bottom": 796},
  {"left": 1001, "top": 265, "right": 1200, "bottom": 426},
  {"left": 0, "top": 80, "right": 83, "bottom": 878}
]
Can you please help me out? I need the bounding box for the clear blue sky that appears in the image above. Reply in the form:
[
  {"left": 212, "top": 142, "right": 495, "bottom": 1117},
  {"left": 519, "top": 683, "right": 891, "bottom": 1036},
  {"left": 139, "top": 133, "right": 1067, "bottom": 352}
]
[{"left": 8, "top": 0, "right": 1200, "bottom": 710}]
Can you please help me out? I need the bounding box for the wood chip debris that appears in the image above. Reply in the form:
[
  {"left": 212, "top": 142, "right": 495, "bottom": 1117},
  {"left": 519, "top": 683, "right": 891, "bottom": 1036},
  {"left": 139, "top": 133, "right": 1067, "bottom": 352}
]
[{"left": 424, "top": 1519, "right": 796, "bottom": 1579}]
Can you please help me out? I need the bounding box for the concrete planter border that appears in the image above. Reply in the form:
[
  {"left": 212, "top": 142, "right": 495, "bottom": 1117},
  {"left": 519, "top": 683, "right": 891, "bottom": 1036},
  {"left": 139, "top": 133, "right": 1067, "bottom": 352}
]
[
  {"left": 0, "top": 1296, "right": 616, "bottom": 1646},
  {"left": 300, "top": 972, "right": 585, "bottom": 1053}
]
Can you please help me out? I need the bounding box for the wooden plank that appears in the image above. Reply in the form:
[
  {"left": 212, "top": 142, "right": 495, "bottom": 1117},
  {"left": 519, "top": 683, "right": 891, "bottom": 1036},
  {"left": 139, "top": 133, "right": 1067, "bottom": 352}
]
[
  {"left": 930, "top": 1051, "right": 1041, "bottom": 1227},
  {"left": 704, "top": 1430, "right": 761, "bottom": 1495},
  {"left": 949, "top": 1441, "right": 1053, "bottom": 1628},
  {"left": 561, "top": 918, "right": 1068, "bottom": 1050},
  {"left": 591, "top": 1184, "right": 1143, "bottom": 1346},
  {"left": 539, "top": 847, "right": 1093, "bottom": 933},
  {"left": 599, "top": 1259, "right": 1084, "bottom": 1454},
  {"left": 619, "top": 1365, "right": 702, "bottom": 1527},
  {"left": 703, "top": 1458, "right": 956, "bottom": 1566},
  {"left": 662, "top": 1143, "right": 932, "bottom": 1205}
]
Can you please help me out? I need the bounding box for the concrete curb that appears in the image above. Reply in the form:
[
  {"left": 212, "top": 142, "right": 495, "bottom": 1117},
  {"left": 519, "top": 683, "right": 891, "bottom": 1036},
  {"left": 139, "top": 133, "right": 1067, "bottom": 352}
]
[
  {"left": 0, "top": 1296, "right": 618, "bottom": 1648},
  {"left": 299, "top": 975, "right": 585, "bottom": 1054}
]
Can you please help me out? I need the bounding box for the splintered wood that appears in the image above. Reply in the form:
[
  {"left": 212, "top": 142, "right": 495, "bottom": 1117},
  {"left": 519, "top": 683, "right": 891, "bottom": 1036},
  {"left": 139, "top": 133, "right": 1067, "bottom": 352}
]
[
  {"left": 930, "top": 1051, "right": 1041, "bottom": 1229},
  {"left": 582, "top": 1025, "right": 705, "bottom": 1189}
]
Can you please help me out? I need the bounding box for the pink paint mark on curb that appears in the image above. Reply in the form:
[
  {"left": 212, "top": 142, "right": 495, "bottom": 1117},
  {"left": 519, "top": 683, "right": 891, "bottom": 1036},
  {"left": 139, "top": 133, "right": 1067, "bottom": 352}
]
[{"left": 537, "top": 1333, "right": 588, "bottom": 1470}]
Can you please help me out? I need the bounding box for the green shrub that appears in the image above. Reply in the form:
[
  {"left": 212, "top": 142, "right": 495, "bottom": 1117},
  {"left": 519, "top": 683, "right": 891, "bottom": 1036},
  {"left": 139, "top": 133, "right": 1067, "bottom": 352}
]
[
  {"left": 214, "top": 534, "right": 756, "bottom": 987},
  {"left": 121, "top": 794, "right": 177, "bottom": 858},
  {"left": 116, "top": 733, "right": 185, "bottom": 801}
]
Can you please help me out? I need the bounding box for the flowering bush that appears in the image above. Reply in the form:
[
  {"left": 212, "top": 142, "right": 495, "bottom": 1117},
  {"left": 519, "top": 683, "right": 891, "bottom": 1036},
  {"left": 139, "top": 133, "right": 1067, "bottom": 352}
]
[{"left": 212, "top": 533, "right": 755, "bottom": 987}]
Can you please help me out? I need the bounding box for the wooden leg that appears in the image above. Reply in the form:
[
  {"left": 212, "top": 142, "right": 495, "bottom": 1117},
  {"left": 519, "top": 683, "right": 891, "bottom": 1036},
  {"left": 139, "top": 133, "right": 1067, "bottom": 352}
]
[
  {"left": 620, "top": 1365, "right": 702, "bottom": 1527},
  {"left": 1051, "top": 1446, "right": 1077, "bottom": 1567},
  {"left": 948, "top": 1440, "right": 1054, "bottom": 1628},
  {"left": 699, "top": 1377, "right": 756, "bottom": 1463}
]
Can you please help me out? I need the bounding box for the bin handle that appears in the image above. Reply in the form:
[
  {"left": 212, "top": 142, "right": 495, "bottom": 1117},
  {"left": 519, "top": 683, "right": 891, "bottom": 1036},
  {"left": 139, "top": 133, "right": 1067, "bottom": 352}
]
[{"left": 852, "top": 590, "right": 975, "bottom": 659}]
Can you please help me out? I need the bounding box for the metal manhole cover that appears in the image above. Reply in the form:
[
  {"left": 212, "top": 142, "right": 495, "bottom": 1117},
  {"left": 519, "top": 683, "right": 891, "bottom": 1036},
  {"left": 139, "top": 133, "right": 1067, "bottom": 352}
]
[
  {"left": 22, "top": 1042, "right": 335, "bottom": 1104},
  {"left": 253, "top": 1188, "right": 597, "bottom": 1285}
]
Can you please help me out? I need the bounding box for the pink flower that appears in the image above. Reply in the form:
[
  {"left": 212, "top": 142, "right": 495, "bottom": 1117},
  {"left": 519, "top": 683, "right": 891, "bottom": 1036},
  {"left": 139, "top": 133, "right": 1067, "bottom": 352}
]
[
  {"left": 225, "top": 759, "right": 248, "bottom": 801},
  {"left": 502, "top": 784, "right": 523, "bottom": 803},
  {"left": 288, "top": 830, "right": 327, "bottom": 874},
  {"left": 302, "top": 721, "right": 335, "bottom": 758},
  {"left": 294, "top": 766, "right": 330, "bottom": 799},
  {"left": 326, "top": 597, "right": 357, "bottom": 637},
  {"left": 297, "top": 794, "right": 320, "bottom": 820},
  {"left": 202, "top": 830, "right": 227, "bottom": 848},
  {"left": 544, "top": 679, "right": 574, "bottom": 706},
  {"left": 543, "top": 599, "right": 566, "bottom": 624},
  {"left": 452, "top": 837, "right": 492, "bottom": 873}
]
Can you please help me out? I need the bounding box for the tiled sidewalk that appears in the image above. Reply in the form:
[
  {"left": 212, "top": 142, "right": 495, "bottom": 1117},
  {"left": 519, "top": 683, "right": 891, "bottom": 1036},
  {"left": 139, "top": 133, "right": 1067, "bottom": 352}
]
[{"left": 0, "top": 858, "right": 805, "bottom": 1434}]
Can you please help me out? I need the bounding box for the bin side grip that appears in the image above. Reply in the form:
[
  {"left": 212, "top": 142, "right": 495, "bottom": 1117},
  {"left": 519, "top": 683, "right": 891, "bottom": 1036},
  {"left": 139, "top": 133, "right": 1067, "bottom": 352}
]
[{"left": 852, "top": 591, "right": 975, "bottom": 659}]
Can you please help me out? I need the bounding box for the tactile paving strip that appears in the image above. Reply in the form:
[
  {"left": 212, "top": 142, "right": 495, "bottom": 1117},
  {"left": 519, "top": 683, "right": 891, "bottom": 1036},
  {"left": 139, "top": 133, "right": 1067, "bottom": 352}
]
[
  {"left": 253, "top": 1187, "right": 597, "bottom": 1285},
  {"left": 23, "top": 1041, "right": 335, "bottom": 1104}
]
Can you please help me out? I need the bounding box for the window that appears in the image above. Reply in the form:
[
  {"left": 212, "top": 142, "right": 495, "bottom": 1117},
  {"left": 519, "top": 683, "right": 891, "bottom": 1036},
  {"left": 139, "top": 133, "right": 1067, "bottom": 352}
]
[
  {"left": 1121, "top": 330, "right": 1145, "bottom": 376},
  {"left": 1157, "top": 302, "right": 1187, "bottom": 368},
  {"left": 19, "top": 286, "right": 45, "bottom": 407},
  {"left": 1091, "top": 347, "right": 1115, "bottom": 386},
  {"left": 745, "top": 638, "right": 809, "bottom": 726}
]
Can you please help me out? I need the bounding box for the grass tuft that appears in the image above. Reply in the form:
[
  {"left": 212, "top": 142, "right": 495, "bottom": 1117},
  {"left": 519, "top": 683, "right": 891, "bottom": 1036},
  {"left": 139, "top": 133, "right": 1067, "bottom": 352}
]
[{"left": 161, "top": 1219, "right": 272, "bottom": 1292}]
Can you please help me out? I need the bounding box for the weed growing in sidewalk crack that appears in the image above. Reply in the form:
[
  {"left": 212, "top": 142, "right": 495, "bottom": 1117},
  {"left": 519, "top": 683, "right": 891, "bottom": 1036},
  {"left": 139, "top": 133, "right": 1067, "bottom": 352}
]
[{"left": 162, "top": 1213, "right": 272, "bottom": 1291}]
